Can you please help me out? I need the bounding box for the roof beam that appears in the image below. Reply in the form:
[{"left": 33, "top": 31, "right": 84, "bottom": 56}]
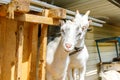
[{"left": 30, "top": 0, "right": 106, "bottom": 24}]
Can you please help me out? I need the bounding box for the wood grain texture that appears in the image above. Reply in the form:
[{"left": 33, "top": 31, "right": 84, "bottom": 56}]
[
  {"left": 29, "top": 23, "right": 38, "bottom": 80},
  {"left": 16, "top": 14, "right": 60, "bottom": 25},
  {"left": 15, "top": 22, "right": 24, "bottom": 80},
  {"left": 48, "top": 9, "right": 66, "bottom": 19},
  {"left": 39, "top": 9, "right": 49, "bottom": 80},
  {"left": 0, "top": 17, "right": 17, "bottom": 80}
]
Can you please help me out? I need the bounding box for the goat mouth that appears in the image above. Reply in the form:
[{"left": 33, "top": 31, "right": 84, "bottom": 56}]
[
  {"left": 64, "top": 49, "right": 70, "bottom": 52},
  {"left": 64, "top": 48, "right": 73, "bottom": 52}
]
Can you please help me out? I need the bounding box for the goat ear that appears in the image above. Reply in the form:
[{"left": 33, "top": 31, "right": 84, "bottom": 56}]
[
  {"left": 82, "top": 10, "right": 90, "bottom": 20},
  {"left": 76, "top": 10, "right": 79, "bottom": 15},
  {"left": 74, "top": 10, "right": 82, "bottom": 25},
  {"left": 81, "top": 10, "right": 90, "bottom": 27},
  {"left": 85, "top": 10, "right": 90, "bottom": 16},
  {"left": 75, "top": 10, "right": 82, "bottom": 19}
]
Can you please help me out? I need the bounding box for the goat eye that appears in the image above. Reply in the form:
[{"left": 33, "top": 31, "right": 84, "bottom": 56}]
[
  {"left": 82, "top": 26, "right": 87, "bottom": 31},
  {"left": 61, "top": 29, "right": 65, "bottom": 34},
  {"left": 77, "top": 33, "right": 81, "bottom": 36}
]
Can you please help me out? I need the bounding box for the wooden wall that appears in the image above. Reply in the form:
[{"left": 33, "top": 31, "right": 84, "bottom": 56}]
[
  {"left": 85, "top": 24, "right": 120, "bottom": 80},
  {"left": 0, "top": 17, "right": 38, "bottom": 80}
]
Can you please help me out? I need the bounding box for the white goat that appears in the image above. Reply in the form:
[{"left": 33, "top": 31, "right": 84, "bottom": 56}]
[
  {"left": 46, "top": 10, "right": 90, "bottom": 80},
  {"left": 67, "top": 11, "right": 90, "bottom": 80}
]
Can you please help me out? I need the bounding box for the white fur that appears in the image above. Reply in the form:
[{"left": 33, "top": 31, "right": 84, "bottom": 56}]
[
  {"left": 46, "top": 21, "right": 77, "bottom": 80},
  {"left": 67, "top": 39, "right": 89, "bottom": 80},
  {"left": 46, "top": 10, "right": 90, "bottom": 80},
  {"left": 46, "top": 37, "right": 70, "bottom": 80},
  {"left": 67, "top": 11, "right": 90, "bottom": 80}
]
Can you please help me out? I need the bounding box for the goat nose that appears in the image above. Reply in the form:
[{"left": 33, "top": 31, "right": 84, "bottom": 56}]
[{"left": 65, "top": 43, "right": 72, "bottom": 48}]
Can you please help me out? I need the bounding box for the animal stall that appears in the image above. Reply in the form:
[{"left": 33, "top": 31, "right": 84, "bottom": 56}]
[
  {"left": 0, "top": 0, "right": 66, "bottom": 80},
  {"left": 0, "top": 0, "right": 105, "bottom": 80},
  {"left": 95, "top": 37, "right": 120, "bottom": 80}
]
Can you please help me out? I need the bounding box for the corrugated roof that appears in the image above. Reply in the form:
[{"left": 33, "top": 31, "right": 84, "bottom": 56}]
[{"left": 50, "top": 0, "right": 120, "bottom": 26}]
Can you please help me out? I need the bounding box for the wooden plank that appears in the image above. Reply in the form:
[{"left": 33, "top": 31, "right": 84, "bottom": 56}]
[
  {"left": 29, "top": 23, "right": 38, "bottom": 80},
  {"left": 7, "top": 0, "right": 30, "bottom": 19},
  {"left": 16, "top": 14, "right": 60, "bottom": 25},
  {"left": 87, "top": 45, "right": 116, "bottom": 53},
  {"left": 0, "top": 5, "right": 7, "bottom": 17},
  {"left": 0, "top": 17, "right": 5, "bottom": 80},
  {"left": 13, "top": 0, "right": 30, "bottom": 12},
  {"left": 0, "top": 18, "right": 1, "bottom": 80},
  {"left": 48, "top": 9, "right": 66, "bottom": 19},
  {"left": 0, "top": 17, "right": 38, "bottom": 80},
  {"left": 0, "top": 18, "right": 17, "bottom": 80},
  {"left": 0, "top": 17, "right": 7, "bottom": 80},
  {"left": 15, "top": 22, "right": 24, "bottom": 80},
  {"left": 8, "top": 0, "right": 30, "bottom": 12},
  {"left": 21, "top": 22, "right": 32, "bottom": 80},
  {"left": 39, "top": 24, "right": 48, "bottom": 80},
  {"left": 88, "top": 51, "right": 116, "bottom": 60},
  {"left": 39, "top": 9, "right": 48, "bottom": 80}
]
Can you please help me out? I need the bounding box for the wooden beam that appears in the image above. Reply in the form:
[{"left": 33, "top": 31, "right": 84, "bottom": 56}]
[
  {"left": 48, "top": 9, "right": 66, "bottom": 19},
  {"left": 0, "top": 5, "right": 60, "bottom": 25},
  {"left": 14, "top": 0, "right": 30, "bottom": 12},
  {"left": 16, "top": 14, "right": 60, "bottom": 25},
  {"left": 15, "top": 22, "right": 24, "bottom": 80},
  {"left": 6, "top": 0, "right": 30, "bottom": 19},
  {"left": 0, "top": 18, "right": 17, "bottom": 80},
  {"left": 0, "top": 17, "right": 6, "bottom": 80},
  {"left": 39, "top": 9, "right": 48, "bottom": 80},
  {"left": 29, "top": 23, "right": 38, "bottom": 80}
]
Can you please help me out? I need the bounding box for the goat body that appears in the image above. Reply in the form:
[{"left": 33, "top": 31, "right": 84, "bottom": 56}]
[
  {"left": 46, "top": 10, "right": 90, "bottom": 80},
  {"left": 68, "top": 44, "right": 89, "bottom": 80},
  {"left": 46, "top": 37, "right": 70, "bottom": 80},
  {"left": 67, "top": 11, "right": 90, "bottom": 80}
]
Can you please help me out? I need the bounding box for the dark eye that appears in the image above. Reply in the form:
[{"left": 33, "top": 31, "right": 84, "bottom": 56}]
[
  {"left": 77, "top": 33, "right": 81, "bottom": 36},
  {"left": 82, "top": 26, "right": 88, "bottom": 31},
  {"left": 61, "top": 29, "right": 65, "bottom": 34}
]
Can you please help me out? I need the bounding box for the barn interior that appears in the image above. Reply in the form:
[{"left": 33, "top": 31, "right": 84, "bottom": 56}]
[{"left": 0, "top": 0, "right": 120, "bottom": 80}]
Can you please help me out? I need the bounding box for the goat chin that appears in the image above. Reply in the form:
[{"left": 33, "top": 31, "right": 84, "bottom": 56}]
[{"left": 64, "top": 48, "right": 74, "bottom": 52}]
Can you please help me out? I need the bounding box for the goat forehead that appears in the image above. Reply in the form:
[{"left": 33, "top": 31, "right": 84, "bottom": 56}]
[{"left": 66, "top": 23, "right": 79, "bottom": 30}]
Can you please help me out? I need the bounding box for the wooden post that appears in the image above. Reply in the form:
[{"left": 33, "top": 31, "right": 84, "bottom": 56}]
[
  {"left": 0, "top": 18, "right": 17, "bottom": 80},
  {"left": 0, "top": 17, "right": 6, "bottom": 80},
  {"left": 39, "top": 9, "right": 49, "bottom": 80},
  {"left": 29, "top": 23, "right": 38, "bottom": 80},
  {"left": 15, "top": 22, "right": 24, "bottom": 80}
]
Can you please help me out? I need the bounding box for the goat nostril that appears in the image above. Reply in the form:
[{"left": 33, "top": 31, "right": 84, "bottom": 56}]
[{"left": 65, "top": 43, "right": 72, "bottom": 48}]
